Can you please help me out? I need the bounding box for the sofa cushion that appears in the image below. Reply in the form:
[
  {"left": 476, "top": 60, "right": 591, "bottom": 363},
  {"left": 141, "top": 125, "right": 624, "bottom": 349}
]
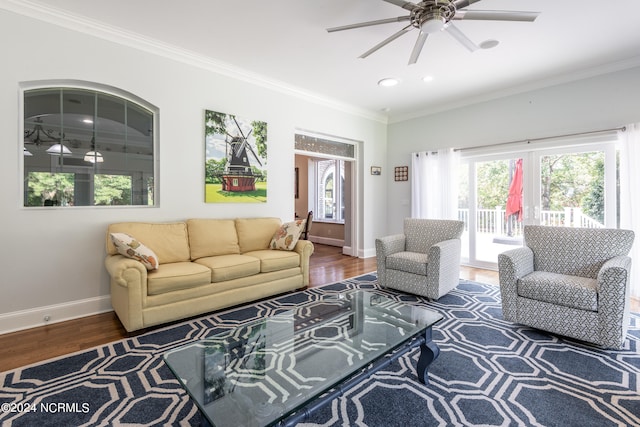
[
  {"left": 106, "top": 222, "right": 191, "bottom": 264},
  {"left": 270, "top": 219, "right": 306, "bottom": 251},
  {"left": 236, "top": 218, "right": 282, "bottom": 253},
  {"left": 518, "top": 271, "right": 598, "bottom": 312},
  {"left": 386, "top": 252, "right": 429, "bottom": 276},
  {"left": 110, "top": 232, "right": 159, "bottom": 270},
  {"left": 187, "top": 219, "right": 240, "bottom": 259},
  {"left": 195, "top": 254, "right": 261, "bottom": 282},
  {"left": 244, "top": 250, "right": 301, "bottom": 273},
  {"left": 147, "top": 262, "right": 212, "bottom": 296}
]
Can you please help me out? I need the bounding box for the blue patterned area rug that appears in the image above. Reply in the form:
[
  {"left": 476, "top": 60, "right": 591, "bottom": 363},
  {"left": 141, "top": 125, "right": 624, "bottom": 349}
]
[{"left": 1, "top": 273, "right": 639, "bottom": 426}]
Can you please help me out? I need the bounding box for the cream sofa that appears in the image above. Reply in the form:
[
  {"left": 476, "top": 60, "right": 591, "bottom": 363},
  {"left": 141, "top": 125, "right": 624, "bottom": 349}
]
[{"left": 105, "top": 218, "right": 314, "bottom": 332}]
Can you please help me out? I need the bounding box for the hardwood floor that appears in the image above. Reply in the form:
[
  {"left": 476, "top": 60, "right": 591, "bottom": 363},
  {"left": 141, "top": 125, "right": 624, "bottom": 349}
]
[{"left": 0, "top": 244, "right": 637, "bottom": 372}]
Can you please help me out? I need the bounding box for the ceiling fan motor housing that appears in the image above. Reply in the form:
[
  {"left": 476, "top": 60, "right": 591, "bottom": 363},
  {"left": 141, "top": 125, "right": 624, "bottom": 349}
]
[{"left": 411, "top": 0, "right": 457, "bottom": 32}]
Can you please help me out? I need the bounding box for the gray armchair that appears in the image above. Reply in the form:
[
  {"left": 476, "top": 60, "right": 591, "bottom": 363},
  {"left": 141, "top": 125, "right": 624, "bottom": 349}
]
[
  {"left": 498, "top": 225, "right": 635, "bottom": 349},
  {"left": 376, "top": 218, "right": 464, "bottom": 300}
]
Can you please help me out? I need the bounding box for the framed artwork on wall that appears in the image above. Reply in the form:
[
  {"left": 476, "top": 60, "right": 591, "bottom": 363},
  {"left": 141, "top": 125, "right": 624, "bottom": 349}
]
[
  {"left": 394, "top": 166, "right": 408, "bottom": 181},
  {"left": 204, "top": 110, "right": 268, "bottom": 203},
  {"left": 371, "top": 166, "right": 381, "bottom": 175}
]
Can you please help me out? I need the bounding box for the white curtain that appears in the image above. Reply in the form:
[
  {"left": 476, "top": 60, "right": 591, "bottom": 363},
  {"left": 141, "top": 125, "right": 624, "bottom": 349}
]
[
  {"left": 411, "top": 148, "right": 460, "bottom": 219},
  {"left": 618, "top": 123, "right": 640, "bottom": 298}
]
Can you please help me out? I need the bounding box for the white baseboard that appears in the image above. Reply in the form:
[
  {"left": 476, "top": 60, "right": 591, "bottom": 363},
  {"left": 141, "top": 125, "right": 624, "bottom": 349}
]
[
  {"left": 0, "top": 295, "right": 113, "bottom": 335},
  {"left": 310, "top": 236, "right": 345, "bottom": 247},
  {"left": 360, "top": 247, "right": 376, "bottom": 258}
]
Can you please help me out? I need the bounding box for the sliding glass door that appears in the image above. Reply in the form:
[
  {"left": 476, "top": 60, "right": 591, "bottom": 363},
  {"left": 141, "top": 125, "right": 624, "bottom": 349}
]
[
  {"left": 460, "top": 142, "right": 616, "bottom": 269},
  {"left": 533, "top": 145, "right": 616, "bottom": 229}
]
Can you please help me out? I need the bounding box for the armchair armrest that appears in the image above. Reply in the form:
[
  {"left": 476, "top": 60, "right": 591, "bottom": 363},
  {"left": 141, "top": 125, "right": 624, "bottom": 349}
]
[
  {"left": 375, "top": 234, "right": 406, "bottom": 287},
  {"left": 598, "top": 255, "right": 631, "bottom": 319},
  {"left": 426, "top": 238, "right": 461, "bottom": 291},
  {"left": 376, "top": 234, "right": 406, "bottom": 257},
  {"left": 597, "top": 255, "right": 632, "bottom": 291},
  {"left": 497, "top": 247, "right": 534, "bottom": 321},
  {"left": 596, "top": 255, "right": 632, "bottom": 349}
]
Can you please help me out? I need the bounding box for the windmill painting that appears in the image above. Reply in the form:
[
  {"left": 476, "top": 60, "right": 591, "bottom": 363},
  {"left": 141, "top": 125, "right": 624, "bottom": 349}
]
[{"left": 204, "top": 110, "right": 267, "bottom": 203}]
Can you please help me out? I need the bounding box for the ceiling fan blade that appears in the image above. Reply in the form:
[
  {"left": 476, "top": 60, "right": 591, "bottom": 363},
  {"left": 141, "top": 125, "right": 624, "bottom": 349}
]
[
  {"left": 359, "top": 25, "right": 412, "bottom": 59},
  {"left": 327, "top": 16, "right": 410, "bottom": 33},
  {"left": 408, "top": 30, "right": 429, "bottom": 65},
  {"left": 445, "top": 23, "right": 479, "bottom": 52},
  {"left": 453, "top": 0, "right": 483, "bottom": 9},
  {"left": 382, "top": 0, "right": 418, "bottom": 11},
  {"left": 454, "top": 10, "right": 540, "bottom": 22}
]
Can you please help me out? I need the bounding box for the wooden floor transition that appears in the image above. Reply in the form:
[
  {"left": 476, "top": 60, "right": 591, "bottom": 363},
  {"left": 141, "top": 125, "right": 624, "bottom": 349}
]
[{"left": 0, "top": 244, "right": 637, "bottom": 372}]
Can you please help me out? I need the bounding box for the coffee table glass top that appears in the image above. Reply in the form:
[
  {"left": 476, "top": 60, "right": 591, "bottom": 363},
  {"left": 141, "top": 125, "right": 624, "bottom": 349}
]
[{"left": 163, "top": 289, "right": 443, "bottom": 427}]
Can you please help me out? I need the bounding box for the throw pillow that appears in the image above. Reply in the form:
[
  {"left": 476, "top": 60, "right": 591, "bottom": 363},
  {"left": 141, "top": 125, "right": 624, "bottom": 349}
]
[
  {"left": 110, "top": 232, "right": 159, "bottom": 270},
  {"left": 269, "top": 219, "right": 306, "bottom": 251}
]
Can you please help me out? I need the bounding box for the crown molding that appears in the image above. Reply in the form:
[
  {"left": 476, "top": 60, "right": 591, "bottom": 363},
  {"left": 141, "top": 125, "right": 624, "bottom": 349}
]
[
  {"left": 0, "top": 0, "right": 387, "bottom": 124},
  {"left": 389, "top": 55, "right": 640, "bottom": 124}
]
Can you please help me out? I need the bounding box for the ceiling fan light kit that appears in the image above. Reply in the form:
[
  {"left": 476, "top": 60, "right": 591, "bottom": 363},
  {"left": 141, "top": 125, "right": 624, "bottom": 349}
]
[{"left": 327, "top": 0, "right": 539, "bottom": 65}]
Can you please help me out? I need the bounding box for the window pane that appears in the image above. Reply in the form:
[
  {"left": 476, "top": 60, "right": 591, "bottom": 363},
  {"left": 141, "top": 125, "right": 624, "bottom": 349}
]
[
  {"left": 315, "top": 159, "right": 345, "bottom": 223},
  {"left": 23, "top": 86, "right": 155, "bottom": 207}
]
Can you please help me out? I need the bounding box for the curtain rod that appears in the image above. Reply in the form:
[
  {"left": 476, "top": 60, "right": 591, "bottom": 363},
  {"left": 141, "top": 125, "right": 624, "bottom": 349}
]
[{"left": 453, "top": 125, "right": 626, "bottom": 153}]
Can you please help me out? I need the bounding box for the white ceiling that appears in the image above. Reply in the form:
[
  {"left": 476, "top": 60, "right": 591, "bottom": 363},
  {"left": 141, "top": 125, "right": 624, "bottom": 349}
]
[{"left": 11, "top": 0, "right": 640, "bottom": 122}]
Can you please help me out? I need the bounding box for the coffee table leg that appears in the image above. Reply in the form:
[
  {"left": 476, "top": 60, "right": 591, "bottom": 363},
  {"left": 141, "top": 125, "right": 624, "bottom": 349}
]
[{"left": 416, "top": 326, "right": 439, "bottom": 384}]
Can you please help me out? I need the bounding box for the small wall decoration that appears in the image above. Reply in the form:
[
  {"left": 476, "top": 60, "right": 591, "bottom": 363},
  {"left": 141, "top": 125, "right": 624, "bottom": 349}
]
[
  {"left": 204, "top": 110, "right": 268, "bottom": 203},
  {"left": 371, "top": 166, "right": 381, "bottom": 175},
  {"left": 394, "top": 166, "right": 409, "bottom": 181}
]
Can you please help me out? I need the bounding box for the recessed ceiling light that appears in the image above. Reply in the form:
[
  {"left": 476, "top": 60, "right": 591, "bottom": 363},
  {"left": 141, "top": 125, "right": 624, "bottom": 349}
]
[
  {"left": 378, "top": 78, "right": 400, "bottom": 87},
  {"left": 422, "top": 75, "right": 434, "bottom": 83},
  {"left": 479, "top": 39, "right": 500, "bottom": 49},
  {"left": 83, "top": 119, "right": 94, "bottom": 124}
]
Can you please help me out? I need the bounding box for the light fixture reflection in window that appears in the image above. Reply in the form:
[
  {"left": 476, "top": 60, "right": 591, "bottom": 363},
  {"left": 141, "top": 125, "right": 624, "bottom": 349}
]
[
  {"left": 84, "top": 150, "right": 104, "bottom": 163},
  {"left": 46, "top": 143, "right": 72, "bottom": 156}
]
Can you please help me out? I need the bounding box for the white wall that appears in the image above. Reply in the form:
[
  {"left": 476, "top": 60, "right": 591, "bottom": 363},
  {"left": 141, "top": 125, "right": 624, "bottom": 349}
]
[
  {"left": 386, "top": 66, "right": 640, "bottom": 234},
  {"left": 0, "top": 8, "right": 387, "bottom": 332}
]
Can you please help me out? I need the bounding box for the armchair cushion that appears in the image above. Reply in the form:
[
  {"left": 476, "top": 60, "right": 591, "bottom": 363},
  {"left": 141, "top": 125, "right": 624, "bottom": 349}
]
[
  {"left": 387, "top": 252, "right": 429, "bottom": 276},
  {"left": 518, "top": 271, "right": 598, "bottom": 312}
]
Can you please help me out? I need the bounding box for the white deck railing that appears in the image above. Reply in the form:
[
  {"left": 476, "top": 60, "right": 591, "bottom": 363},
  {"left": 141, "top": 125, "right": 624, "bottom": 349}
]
[{"left": 458, "top": 207, "right": 603, "bottom": 236}]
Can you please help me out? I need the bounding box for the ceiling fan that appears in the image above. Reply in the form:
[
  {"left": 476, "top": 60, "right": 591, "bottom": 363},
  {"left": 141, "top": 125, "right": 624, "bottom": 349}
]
[{"left": 327, "top": 0, "right": 539, "bottom": 65}]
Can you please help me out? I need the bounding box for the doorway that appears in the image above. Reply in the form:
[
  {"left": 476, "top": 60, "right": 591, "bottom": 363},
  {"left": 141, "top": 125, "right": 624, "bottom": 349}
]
[
  {"left": 460, "top": 142, "right": 617, "bottom": 269},
  {"left": 294, "top": 132, "right": 359, "bottom": 257}
]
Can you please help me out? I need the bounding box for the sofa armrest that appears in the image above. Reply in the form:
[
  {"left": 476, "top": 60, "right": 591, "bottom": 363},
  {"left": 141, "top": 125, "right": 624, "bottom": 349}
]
[
  {"left": 497, "top": 247, "right": 534, "bottom": 321},
  {"left": 105, "top": 254, "right": 148, "bottom": 288},
  {"left": 375, "top": 234, "right": 406, "bottom": 287},
  {"left": 105, "top": 254, "right": 148, "bottom": 332},
  {"left": 294, "top": 239, "right": 315, "bottom": 286}
]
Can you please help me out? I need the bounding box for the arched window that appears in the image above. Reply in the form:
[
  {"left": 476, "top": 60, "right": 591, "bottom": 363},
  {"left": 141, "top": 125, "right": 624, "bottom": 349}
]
[
  {"left": 316, "top": 159, "right": 345, "bottom": 222},
  {"left": 22, "top": 83, "right": 157, "bottom": 207}
]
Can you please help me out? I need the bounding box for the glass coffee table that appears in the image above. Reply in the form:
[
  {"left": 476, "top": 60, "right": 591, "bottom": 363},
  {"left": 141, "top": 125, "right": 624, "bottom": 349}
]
[{"left": 164, "top": 290, "right": 443, "bottom": 427}]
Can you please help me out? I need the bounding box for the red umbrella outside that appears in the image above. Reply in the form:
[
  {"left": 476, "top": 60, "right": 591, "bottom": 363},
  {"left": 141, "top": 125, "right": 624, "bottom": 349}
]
[{"left": 505, "top": 158, "right": 523, "bottom": 221}]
